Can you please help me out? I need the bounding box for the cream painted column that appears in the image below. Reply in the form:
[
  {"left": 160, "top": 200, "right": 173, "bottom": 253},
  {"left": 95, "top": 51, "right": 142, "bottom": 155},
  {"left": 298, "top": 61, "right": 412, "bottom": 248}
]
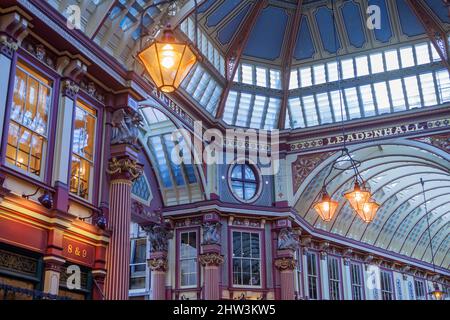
[
  {"left": 319, "top": 251, "right": 330, "bottom": 300},
  {"left": 43, "top": 258, "right": 65, "bottom": 295},
  {"left": 342, "top": 258, "right": 353, "bottom": 300}
]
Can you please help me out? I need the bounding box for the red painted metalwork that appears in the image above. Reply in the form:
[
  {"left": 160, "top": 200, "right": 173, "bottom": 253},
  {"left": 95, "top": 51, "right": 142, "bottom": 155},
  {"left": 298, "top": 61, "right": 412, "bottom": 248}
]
[
  {"left": 215, "top": 0, "right": 268, "bottom": 119},
  {"left": 278, "top": 0, "right": 303, "bottom": 129},
  {"left": 406, "top": 0, "right": 450, "bottom": 72}
]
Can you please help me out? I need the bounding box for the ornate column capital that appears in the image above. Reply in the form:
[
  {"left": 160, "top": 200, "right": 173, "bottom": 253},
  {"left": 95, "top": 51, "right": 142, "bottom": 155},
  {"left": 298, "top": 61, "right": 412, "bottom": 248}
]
[
  {"left": 107, "top": 157, "right": 143, "bottom": 182},
  {"left": 148, "top": 257, "right": 168, "bottom": 272},
  {"left": 199, "top": 253, "right": 224, "bottom": 267},
  {"left": 274, "top": 257, "right": 297, "bottom": 271}
]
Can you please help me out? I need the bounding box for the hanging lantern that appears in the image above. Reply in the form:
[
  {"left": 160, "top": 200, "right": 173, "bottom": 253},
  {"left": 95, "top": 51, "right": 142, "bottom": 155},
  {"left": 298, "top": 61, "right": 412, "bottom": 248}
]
[
  {"left": 429, "top": 282, "right": 445, "bottom": 300},
  {"left": 313, "top": 188, "right": 339, "bottom": 222},
  {"left": 355, "top": 199, "right": 380, "bottom": 223},
  {"left": 344, "top": 181, "right": 372, "bottom": 215},
  {"left": 138, "top": 28, "right": 197, "bottom": 93}
]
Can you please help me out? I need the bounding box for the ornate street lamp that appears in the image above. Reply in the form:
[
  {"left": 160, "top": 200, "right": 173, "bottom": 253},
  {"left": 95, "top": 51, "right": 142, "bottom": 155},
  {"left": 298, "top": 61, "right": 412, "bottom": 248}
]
[
  {"left": 313, "top": 188, "right": 339, "bottom": 222},
  {"left": 344, "top": 181, "right": 372, "bottom": 217},
  {"left": 429, "top": 282, "right": 445, "bottom": 300},
  {"left": 138, "top": 27, "right": 197, "bottom": 93},
  {"left": 355, "top": 199, "right": 380, "bottom": 223}
]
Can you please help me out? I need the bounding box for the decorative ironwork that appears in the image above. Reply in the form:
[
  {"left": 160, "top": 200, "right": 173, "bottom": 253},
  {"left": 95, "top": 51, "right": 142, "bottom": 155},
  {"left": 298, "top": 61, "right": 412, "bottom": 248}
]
[
  {"left": 292, "top": 152, "right": 332, "bottom": 194},
  {"left": 131, "top": 175, "right": 151, "bottom": 202},
  {"left": 0, "top": 249, "right": 38, "bottom": 276}
]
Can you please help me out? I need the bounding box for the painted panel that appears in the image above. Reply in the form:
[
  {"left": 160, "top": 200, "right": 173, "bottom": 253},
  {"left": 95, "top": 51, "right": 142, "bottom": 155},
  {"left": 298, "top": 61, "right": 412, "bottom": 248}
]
[
  {"left": 0, "top": 215, "right": 47, "bottom": 253},
  {"left": 206, "top": 0, "right": 241, "bottom": 27},
  {"left": 395, "top": 0, "right": 426, "bottom": 37},
  {"left": 62, "top": 237, "right": 96, "bottom": 267},
  {"left": 217, "top": 3, "right": 251, "bottom": 45},
  {"left": 368, "top": 0, "right": 393, "bottom": 43},
  {"left": 243, "top": 6, "right": 288, "bottom": 60},
  {"left": 341, "top": 1, "right": 366, "bottom": 48},
  {"left": 314, "top": 6, "right": 341, "bottom": 54},
  {"left": 294, "top": 15, "right": 316, "bottom": 60}
]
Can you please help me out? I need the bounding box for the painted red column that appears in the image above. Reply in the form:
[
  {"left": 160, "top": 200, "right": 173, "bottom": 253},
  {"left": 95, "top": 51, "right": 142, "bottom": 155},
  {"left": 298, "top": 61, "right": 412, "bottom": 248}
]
[
  {"left": 275, "top": 256, "right": 296, "bottom": 300},
  {"left": 199, "top": 250, "right": 224, "bottom": 300},
  {"left": 104, "top": 144, "right": 142, "bottom": 300},
  {"left": 200, "top": 214, "right": 223, "bottom": 300},
  {"left": 274, "top": 220, "right": 300, "bottom": 301}
]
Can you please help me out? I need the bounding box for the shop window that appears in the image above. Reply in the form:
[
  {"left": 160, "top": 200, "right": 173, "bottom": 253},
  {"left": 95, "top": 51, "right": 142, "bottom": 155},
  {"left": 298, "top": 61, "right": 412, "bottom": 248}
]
[
  {"left": 328, "top": 256, "right": 341, "bottom": 300},
  {"left": 414, "top": 279, "right": 426, "bottom": 300},
  {"left": 380, "top": 270, "right": 394, "bottom": 300},
  {"left": 350, "top": 263, "right": 364, "bottom": 300},
  {"left": 6, "top": 61, "right": 52, "bottom": 179},
  {"left": 70, "top": 101, "right": 97, "bottom": 201}
]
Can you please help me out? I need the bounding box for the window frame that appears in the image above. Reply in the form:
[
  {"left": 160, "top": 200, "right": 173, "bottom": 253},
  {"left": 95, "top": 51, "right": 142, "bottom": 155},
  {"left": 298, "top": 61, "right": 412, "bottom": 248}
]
[
  {"left": 177, "top": 227, "right": 200, "bottom": 290},
  {"left": 327, "top": 255, "right": 343, "bottom": 300},
  {"left": 305, "top": 250, "right": 321, "bottom": 300},
  {"left": 414, "top": 277, "right": 427, "bottom": 300},
  {"left": 129, "top": 237, "right": 149, "bottom": 293},
  {"left": 3, "top": 56, "right": 57, "bottom": 184},
  {"left": 228, "top": 161, "right": 262, "bottom": 204},
  {"left": 229, "top": 228, "right": 264, "bottom": 289},
  {"left": 349, "top": 261, "right": 365, "bottom": 300},
  {"left": 380, "top": 269, "right": 395, "bottom": 301}
]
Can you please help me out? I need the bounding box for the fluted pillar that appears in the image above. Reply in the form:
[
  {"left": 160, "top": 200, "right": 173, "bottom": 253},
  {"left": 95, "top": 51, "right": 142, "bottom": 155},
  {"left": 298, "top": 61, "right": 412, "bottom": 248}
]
[
  {"left": 199, "top": 250, "right": 224, "bottom": 300},
  {"left": 274, "top": 222, "right": 300, "bottom": 300},
  {"left": 104, "top": 145, "right": 142, "bottom": 300},
  {"left": 149, "top": 252, "right": 168, "bottom": 300}
]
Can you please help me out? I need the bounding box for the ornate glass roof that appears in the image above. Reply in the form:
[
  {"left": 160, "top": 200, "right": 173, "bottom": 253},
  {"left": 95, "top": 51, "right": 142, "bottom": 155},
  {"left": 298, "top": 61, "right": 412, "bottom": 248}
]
[{"left": 293, "top": 142, "right": 450, "bottom": 268}]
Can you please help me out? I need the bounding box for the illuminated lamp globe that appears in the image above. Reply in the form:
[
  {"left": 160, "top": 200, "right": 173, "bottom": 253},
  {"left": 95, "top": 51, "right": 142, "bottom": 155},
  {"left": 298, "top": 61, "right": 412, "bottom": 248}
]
[
  {"left": 138, "top": 28, "right": 197, "bottom": 93},
  {"left": 343, "top": 181, "right": 372, "bottom": 215},
  {"left": 429, "top": 283, "right": 445, "bottom": 300},
  {"left": 356, "top": 199, "right": 380, "bottom": 223},
  {"left": 313, "top": 189, "right": 339, "bottom": 222}
]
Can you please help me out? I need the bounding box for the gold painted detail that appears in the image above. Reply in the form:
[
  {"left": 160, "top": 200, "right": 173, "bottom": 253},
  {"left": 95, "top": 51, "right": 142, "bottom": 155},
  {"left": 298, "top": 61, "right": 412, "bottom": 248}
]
[
  {"left": 107, "top": 157, "right": 142, "bottom": 181},
  {"left": 199, "top": 253, "right": 224, "bottom": 266},
  {"left": 148, "top": 257, "right": 168, "bottom": 272},
  {"left": 274, "top": 257, "right": 296, "bottom": 271},
  {"left": 0, "top": 249, "right": 38, "bottom": 276}
]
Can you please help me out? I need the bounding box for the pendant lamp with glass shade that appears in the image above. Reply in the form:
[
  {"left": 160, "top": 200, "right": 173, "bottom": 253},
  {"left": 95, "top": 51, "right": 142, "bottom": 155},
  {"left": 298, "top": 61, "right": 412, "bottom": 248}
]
[
  {"left": 420, "top": 179, "right": 446, "bottom": 301},
  {"left": 313, "top": 0, "right": 380, "bottom": 223},
  {"left": 137, "top": 0, "right": 199, "bottom": 93}
]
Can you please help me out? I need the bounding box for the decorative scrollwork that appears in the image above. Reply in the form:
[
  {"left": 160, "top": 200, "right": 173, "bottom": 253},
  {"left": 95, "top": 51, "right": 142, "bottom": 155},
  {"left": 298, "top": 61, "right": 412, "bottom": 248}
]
[
  {"left": 107, "top": 157, "right": 143, "bottom": 181},
  {"left": 148, "top": 257, "right": 168, "bottom": 272},
  {"left": 199, "top": 253, "right": 224, "bottom": 267}
]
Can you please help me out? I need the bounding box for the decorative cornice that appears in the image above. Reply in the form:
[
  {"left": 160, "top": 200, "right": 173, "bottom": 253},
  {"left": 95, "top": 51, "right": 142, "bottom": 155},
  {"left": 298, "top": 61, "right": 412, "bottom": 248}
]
[
  {"left": 274, "top": 257, "right": 297, "bottom": 271},
  {"left": 148, "top": 257, "right": 168, "bottom": 272},
  {"left": 0, "top": 11, "right": 29, "bottom": 58},
  {"left": 199, "top": 253, "right": 224, "bottom": 267},
  {"left": 0, "top": 34, "right": 18, "bottom": 58},
  {"left": 107, "top": 157, "right": 143, "bottom": 181}
]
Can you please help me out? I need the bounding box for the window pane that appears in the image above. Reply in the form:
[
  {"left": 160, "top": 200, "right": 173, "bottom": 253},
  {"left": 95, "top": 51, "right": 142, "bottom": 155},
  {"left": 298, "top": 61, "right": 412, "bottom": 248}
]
[
  {"left": 327, "top": 62, "right": 339, "bottom": 82},
  {"left": 316, "top": 93, "right": 332, "bottom": 124},
  {"left": 242, "top": 64, "right": 254, "bottom": 85},
  {"left": 235, "top": 93, "right": 252, "bottom": 127},
  {"left": 355, "top": 56, "right": 369, "bottom": 76},
  {"left": 344, "top": 87, "right": 361, "bottom": 119},
  {"left": 415, "top": 43, "right": 431, "bottom": 65},
  {"left": 270, "top": 69, "right": 281, "bottom": 89},
  {"left": 256, "top": 67, "right": 267, "bottom": 87},
  {"left": 341, "top": 58, "right": 355, "bottom": 79},
  {"left": 313, "top": 64, "right": 326, "bottom": 84},
  {"left": 289, "top": 69, "right": 299, "bottom": 89},
  {"left": 419, "top": 73, "right": 437, "bottom": 106},
  {"left": 436, "top": 70, "right": 450, "bottom": 103},
  {"left": 249, "top": 95, "right": 266, "bottom": 129},
  {"left": 330, "top": 90, "right": 347, "bottom": 121},
  {"left": 384, "top": 50, "right": 399, "bottom": 71},
  {"left": 373, "top": 81, "right": 391, "bottom": 114},
  {"left": 302, "top": 95, "right": 319, "bottom": 126},
  {"left": 288, "top": 97, "right": 305, "bottom": 128},
  {"left": 223, "top": 91, "right": 238, "bottom": 124},
  {"left": 359, "top": 85, "right": 376, "bottom": 117},
  {"left": 400, "top": 47, "right": 415, "bottom": 68},
  {"left": 389, "top": 79, "right": 406, "bottom": 111},
  {"left": 299, "top": 67, "right": 312, "bottom": 87},
  {"left": 404, "top": 76, "right": 422, "bottom": 109},
  {"left": 370, "top": 53, "right": 384, "bottom": 74}
]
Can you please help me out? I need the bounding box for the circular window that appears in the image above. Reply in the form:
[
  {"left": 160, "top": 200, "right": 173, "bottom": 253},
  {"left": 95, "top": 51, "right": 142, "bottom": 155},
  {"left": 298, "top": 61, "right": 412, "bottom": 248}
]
[{"left": 229, "top": 163, "right": 260, "bottom": 202}]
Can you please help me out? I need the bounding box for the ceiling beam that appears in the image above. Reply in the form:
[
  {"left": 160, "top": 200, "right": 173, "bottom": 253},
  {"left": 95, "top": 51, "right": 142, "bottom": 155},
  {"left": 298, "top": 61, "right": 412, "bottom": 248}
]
[
  {"left": 405, "top": 0, "right": 450, "bottom": 72},
  {"left": 277, "top": 0, "right": 303, "bottom": 130},
  {"left": 86, "top": 0, "right": 117, "bottom": 39},
  {"left": 215, "top": 0, "right": 268, "bottom": 120}
]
